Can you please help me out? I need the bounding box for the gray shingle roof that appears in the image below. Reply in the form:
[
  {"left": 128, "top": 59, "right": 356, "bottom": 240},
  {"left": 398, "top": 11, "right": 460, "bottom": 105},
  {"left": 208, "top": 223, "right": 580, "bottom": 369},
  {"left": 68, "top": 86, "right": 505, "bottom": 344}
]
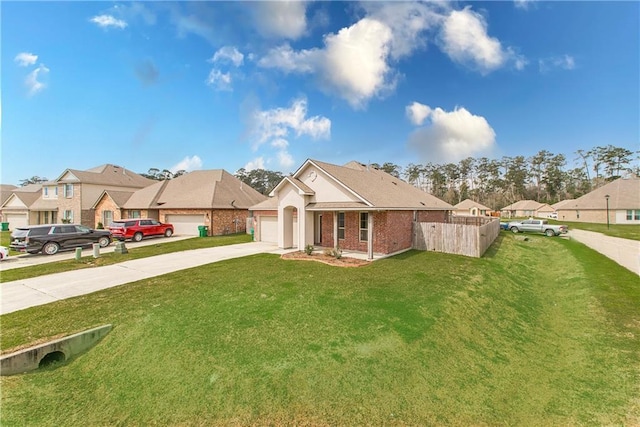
[
  {"left": 125, "top": 170, "right": 267, "bottom": 209},
  {"left": 56, "top": 164, "right": 155, "bottom": 188},
  {"left": 306, "top": 159, "right": 453, "bottom": 210},
  {"left": 454, "top": 199, "right": 492, "bottom": 211},
  {"left": 559, "top": 176, "right": 640, "bottom": 210}
]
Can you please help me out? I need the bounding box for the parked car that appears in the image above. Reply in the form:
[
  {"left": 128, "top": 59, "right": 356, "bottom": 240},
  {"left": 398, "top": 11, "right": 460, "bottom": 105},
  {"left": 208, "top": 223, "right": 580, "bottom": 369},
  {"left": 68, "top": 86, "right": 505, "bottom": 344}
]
[
  {"left": 507, "top": 219, "right": 568, "bottom": 237},
  {"left": 547, "top": 212, "right": 558, "bottom": 219},
  {"left": 9, "top": 224, "right": 112, "bottom": 255},
  {"left": 0, "top": 245, "right": 8, "bottom": 260},
  {"left": 108, "top": 219, "right": 174, "bottom": 242}
]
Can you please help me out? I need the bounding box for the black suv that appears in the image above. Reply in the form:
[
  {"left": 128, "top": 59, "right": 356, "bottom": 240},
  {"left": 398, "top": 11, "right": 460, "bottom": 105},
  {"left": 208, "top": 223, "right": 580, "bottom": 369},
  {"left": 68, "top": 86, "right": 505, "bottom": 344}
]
[{"left": 10, "top": 224, "right": 112, "bottom": 255}]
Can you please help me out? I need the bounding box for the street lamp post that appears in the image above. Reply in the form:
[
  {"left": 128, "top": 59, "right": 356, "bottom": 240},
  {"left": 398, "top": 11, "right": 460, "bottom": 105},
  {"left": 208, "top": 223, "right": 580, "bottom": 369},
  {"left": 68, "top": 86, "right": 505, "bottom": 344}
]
[{"left": 605, "top": 194, "right": 610, "bottom": 229}]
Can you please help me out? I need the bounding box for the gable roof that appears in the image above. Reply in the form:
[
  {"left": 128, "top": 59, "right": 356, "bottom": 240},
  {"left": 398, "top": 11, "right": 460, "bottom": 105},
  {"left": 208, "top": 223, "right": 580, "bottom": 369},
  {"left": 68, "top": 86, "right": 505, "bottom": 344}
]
[
  {"left": 552, "top": 199, "right": 576, "bottom": 210},
  {"left": 501, "top": 200, "right": 545, "bottom": 211},
  {"left": 92, "top": 190, "right": 135, "bottom": 209},
  {"left": 0, "top": 184, "right": 18, "bottom": 206},
  {"left": 454, "top": 199, "right": 491, "bottom": 211},
  {"left": 124, "top": 170, "right": 267, "bottom": 209},
  {"left": 291, "top": 159, "right": 453, "bottom": 210},
  {"left": 558, "top": 176, "right": 640, "bottom": 210},
  {"left": 55, "top": 164, "right": 155, "bottom": 188}
]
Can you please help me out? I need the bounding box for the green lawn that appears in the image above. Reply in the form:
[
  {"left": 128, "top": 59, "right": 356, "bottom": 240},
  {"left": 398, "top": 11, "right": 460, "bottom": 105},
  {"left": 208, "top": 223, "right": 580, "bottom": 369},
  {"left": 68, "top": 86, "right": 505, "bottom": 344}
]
[
  {"left": 0, "top": 233, "right": 252, "bottom": 282},
  {"left": 1, "top": 234, "right": 638, "bottom": 425}
]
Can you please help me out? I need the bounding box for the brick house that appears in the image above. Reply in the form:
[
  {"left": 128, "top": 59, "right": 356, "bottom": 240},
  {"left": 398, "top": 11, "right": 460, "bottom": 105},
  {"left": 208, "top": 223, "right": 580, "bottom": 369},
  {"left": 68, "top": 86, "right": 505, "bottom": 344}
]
[
  {"left": 93, "top": 170, "right": 267, "bottom": 236},
  {"left": 250, "top": 159, "right": 453, "bottom": 259}
]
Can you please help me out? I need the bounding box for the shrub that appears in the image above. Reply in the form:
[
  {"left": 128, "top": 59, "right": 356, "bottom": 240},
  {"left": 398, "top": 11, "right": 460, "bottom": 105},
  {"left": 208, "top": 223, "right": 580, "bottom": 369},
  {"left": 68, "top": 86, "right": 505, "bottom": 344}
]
[
  {"left": 304, "top": 244, "right": 314, "bottom": 255},
  {"left": 97, "top": 222, "right": 104, "bottom": 229}
]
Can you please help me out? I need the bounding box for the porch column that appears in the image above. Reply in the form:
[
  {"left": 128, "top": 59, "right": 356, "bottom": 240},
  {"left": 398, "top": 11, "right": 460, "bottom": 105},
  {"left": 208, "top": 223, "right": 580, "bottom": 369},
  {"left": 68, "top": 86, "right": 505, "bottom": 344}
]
[{"left": 367, "top": 213, "right": 373, "bottom": 260}]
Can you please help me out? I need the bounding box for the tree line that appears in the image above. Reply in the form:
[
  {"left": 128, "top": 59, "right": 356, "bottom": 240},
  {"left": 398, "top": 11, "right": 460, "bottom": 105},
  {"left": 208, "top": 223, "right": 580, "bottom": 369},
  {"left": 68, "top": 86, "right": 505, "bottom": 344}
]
[
  {"left": 385, "top": 145, "right": 637, "bottom": 209},
  {"left": 17, "top": 145, "right": 636, "bottom": 211}
]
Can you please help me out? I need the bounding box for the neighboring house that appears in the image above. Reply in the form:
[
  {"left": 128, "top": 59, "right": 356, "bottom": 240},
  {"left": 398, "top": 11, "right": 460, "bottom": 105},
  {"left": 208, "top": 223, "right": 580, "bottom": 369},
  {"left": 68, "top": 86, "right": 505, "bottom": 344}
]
[
  {"left": 0, "top": 165, "right": 156, "bottom": 229},
  {"left": 453, "top": 199, "right": 492, "bottom": 216},
  {"left": 93, "top": 170, "right": 267, "bottom": 236},
  {"left": 56, "top": 164, "right": 155, "bottom": 226},
  {"left": 250, "top": 159, "right": 453, "bottom": 259},
  {"left": 0, "top": 184, "right": 18, "bottom": 224},
  {"left": 500, "top": 200, "right": 554, "bottom": 219},
  {"left": 0, "top": 184, "right": 44, "bottom": 230},
  {"left": 555, "top": 176, "right": 640, "bottom": 224}
]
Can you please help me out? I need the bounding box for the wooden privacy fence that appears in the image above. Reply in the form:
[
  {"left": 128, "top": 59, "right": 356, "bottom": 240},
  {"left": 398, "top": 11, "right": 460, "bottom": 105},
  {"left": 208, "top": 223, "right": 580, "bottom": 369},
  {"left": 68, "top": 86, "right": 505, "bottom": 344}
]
[{"left": 413, "top": 218, "right": 501, "bottom": 258}]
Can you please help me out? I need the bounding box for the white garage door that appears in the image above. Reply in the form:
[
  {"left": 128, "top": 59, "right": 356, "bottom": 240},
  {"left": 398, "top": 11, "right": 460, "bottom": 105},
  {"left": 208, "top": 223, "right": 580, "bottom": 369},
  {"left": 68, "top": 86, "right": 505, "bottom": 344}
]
[
  {"left": 259, "top": 216, "right": 278, "bottom": 243},
  {"left": 4, "top": 213, "right": 28, "bottom": 230},
  {"left": 258, "top": 216, "right": 297, "bottom": 245},
  {"left": 165, "top": 214, "right": 205, "bottom": 236}
]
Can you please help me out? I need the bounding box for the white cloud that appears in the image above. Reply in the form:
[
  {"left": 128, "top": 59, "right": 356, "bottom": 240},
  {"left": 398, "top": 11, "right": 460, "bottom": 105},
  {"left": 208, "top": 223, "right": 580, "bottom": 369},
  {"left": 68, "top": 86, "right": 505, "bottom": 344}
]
[
  {"left": 25, "top": 64, "right": 50, "bottom": 96},
  {"left": 210, "top": 46, "right": 244, "bottom": 67},
  {"left": 277, "top": 150, "right": 295, "bottom": 169},
  {"left": 408, "top": 105, "right": 497, "bottom": 163},
  {"left": 205, "top": 69, "right": 232, "bottom": 91},
  {"left": 252, "top": 98, "right": 330, "bottom": 149},
  {"left": 170, "top": 155, "right": 203, "bottom": 173},
  {"left": 270, "top": 138, "right": 289, "bottom": 149},
  {"left": 439, "top": 7, "right": 522, "bottom": 74},
  {"left": 90, "top": 14, "right": 128, "bottom": 29},
  {"left": 14, "top": 52, "right": 38, "bottom": 67},
  {"left": 514, "top": 0, "right": 536, "bottom": 10},
  {"left": 258, "top": 44, "right": 317, "bottom": 73},
  {"left": 244, "top": 157, "right": 265, "bottom": 171},
  {"left": 406, "top": 102, "right": 432, "bottom": 126},
  {"left": 247, "top": 98, "right": 330, "bottom": 171},
  {"left": 258, "top": 3, "right": 442, "bottom": 108},
  {"left": 252, "top": 1, "right": 308, "bottom": 40},
  {"left": 539, "top": 54, "right": 575, "bottom": 73},
  {"left": 362, "top": 2, "right": 443, "bottom": 60}
]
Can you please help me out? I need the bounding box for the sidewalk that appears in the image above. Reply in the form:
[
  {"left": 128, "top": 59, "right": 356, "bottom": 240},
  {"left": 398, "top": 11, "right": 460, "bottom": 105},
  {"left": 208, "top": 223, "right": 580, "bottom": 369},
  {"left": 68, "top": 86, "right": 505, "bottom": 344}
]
[
  {"left": 569, "top": 229, "right": 640, "bottom": 276},
  {"left": 1, "top": 242, "right": 289, "bottom": 315}
]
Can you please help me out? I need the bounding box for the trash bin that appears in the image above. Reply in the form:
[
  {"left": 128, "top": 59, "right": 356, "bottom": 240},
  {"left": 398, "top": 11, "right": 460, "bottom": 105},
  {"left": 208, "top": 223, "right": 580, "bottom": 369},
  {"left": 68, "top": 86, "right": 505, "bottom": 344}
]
[
  {"left": 198, "top": 225, "right": 208, "bottom": 237},
  {"left": 1, "top": 222, "right": 8, "bottom": 231}
]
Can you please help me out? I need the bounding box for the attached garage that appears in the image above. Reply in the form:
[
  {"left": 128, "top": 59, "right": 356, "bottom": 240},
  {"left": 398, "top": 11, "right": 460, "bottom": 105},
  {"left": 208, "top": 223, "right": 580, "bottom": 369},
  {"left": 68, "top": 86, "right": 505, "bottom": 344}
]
[
  {"left": 3, "top": 213, "right": 28, "bottom": 230},
  {"left": 256, "top": 215, "right": 297, "bottom": 245},
  {"left": 258, "top": 216, "right": 278, "bottom": 243},
  {"left": 165, "top": 214, "right": 205, "bottom": 236}
]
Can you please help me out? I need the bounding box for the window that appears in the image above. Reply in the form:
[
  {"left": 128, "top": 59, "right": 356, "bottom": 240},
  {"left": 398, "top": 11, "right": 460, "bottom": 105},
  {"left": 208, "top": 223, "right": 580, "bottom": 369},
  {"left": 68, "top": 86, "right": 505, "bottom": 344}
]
[
  {"left": 360, "top": 212, "right": 369, "bottom": 241},
  {"left": 337, "top": 212, "right": 345, "bottom": 239},
  {"left": 55, "top": 186, "right": 58, "bottom": 196},
  {"left": 627, "top": 210, "right": 640, "bottom": 221},
  {"left": 64, "top": 184, "right": 73, "bottom": 198},
  {"left": 44, "top": 187, "right": 48, "bottom": 197},
  {"left": 128, "top": 210, "right": 141, "bottom": 218},
  {"left": 63, "top": 210, "right": 73, "bottom": 223}
]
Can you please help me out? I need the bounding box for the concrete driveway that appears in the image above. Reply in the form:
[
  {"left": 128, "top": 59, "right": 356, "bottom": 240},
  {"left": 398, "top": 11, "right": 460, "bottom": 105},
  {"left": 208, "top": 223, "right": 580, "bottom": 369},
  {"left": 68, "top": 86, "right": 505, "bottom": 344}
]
[
  {"left": 1, "top": 241, "right": 287, "bottom": 315},
  {"left": 569, "top": 229, "right": 640, "bottom": 276},
  {"left": 0, "top": 235, "right": 194, "bottom": 271}
]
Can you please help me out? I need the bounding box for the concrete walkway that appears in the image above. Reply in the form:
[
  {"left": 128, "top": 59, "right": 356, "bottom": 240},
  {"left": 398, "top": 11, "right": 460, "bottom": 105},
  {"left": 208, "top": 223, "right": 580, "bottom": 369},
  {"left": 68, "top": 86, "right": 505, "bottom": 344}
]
[
  {"left": 1, "top": 242, "right": 289, "bottom": 315},
  {"left": 569, "top": 229, "right": 640, "bottom": 276}
]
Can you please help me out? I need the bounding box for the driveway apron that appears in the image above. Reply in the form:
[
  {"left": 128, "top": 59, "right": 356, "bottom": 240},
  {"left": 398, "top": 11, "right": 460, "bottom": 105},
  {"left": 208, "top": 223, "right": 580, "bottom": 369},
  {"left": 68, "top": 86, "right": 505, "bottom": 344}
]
[
  {"left": 569, "top": 229, "right": 640, "bottom": 276},
  {"left": 1, "top": 242, "right": 286, "bottom": 315}
]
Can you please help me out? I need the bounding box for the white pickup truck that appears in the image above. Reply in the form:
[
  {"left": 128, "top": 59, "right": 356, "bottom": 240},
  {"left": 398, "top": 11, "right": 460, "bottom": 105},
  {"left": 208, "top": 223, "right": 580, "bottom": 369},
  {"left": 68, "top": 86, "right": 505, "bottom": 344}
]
[{"left": 507, "top": 219, "right": 568, "bottom": 237}]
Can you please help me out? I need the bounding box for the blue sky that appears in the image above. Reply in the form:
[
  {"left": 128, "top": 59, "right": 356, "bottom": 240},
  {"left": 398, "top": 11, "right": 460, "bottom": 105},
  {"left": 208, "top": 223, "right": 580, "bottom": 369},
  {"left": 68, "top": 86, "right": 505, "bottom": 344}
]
[{"left": 2, "top": 1, "right": 638, "bottom": 185}]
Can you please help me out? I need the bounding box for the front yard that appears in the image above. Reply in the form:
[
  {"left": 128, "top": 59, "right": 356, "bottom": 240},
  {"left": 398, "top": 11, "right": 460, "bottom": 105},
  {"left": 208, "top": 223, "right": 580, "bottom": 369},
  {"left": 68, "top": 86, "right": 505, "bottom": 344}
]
[{"left": 1, "top": 234, "right": 638, "bottom": 425}]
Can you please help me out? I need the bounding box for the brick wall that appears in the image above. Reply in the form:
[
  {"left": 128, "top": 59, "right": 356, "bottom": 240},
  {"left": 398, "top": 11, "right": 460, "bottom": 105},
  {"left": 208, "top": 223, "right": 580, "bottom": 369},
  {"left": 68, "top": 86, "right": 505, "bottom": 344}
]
[
  {"left": 160, "top": 208, "right": 250, "bottom": 236},
  {"left": 94, "top": 196, "right": 125, "bottom": 227},
  {"left": 317, "top": 210, "right": 415, "bottom": 254}
]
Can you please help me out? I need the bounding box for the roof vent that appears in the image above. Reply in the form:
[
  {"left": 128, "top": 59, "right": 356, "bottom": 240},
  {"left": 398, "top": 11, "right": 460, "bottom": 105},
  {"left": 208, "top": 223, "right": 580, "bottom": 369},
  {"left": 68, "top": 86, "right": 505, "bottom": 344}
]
[{"left": 420, "top": 202, "right": 426, "bottom": 206}]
